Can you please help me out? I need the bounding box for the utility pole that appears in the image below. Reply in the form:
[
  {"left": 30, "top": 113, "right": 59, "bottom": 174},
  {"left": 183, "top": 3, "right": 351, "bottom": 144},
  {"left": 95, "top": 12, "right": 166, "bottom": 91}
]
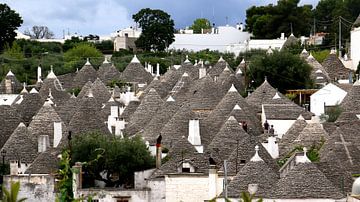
[
  {"left": 339, "top": 17, "right": 342, "bottom": 52},
  {"left": 223, "top": 160, "right": 228, "bottom": 199},
  {"left": 313, "top": 18, "right": 316, "bottom": 36}
]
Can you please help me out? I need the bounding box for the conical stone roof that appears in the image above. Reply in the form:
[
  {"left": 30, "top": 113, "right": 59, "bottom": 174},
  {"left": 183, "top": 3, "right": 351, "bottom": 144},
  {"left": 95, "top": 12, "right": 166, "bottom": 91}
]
[
  {"left": 293, "top": 122, "right": 328, "bottom": 149},
  {"left": 124, "top": 88, "right": 164, "bottom": 135},
  {"left": 25, "top": 148, "right": 60, "bottom": 174},
  {"left": 306, "top": 54, "right": 330, "bottom": 85},
  {"left": 227, "top": 154, "right": 279, "bottom": 198},
  {"left": 322, "top": 52, "right": 351, "bottom": 82},
  {"left": 141, "top": 97, "right": 180, "bottom": 143},
  {"left": 168, "top": 72, "right": 193, "bottom": 104},
  {"left": 15, "top": 91, "right": 44, "bottom": 125},
  {"left": 0, "top": 105, "right": 22, "bottom": 148},
  {"left": 273, "top": 162, "right": 345, "bottom": 199},
  {"left": 72, "top": 60, "right": 98, "bottom": 88},
  {"left": 229, "top": 103, "right": 262, "bottom": 136},
  {"left": 77, "top": 81, "right": 93, "bottom": 99},
  {"left": 39, "top": 76, "right": 70, "bottom": 106},
  {"left": 120, "top": 56, "right": 153, "bottom": 84},
  {"left": 207, "top": 116, "right": 250, "bottom": 163},
  {"left": 56, "top": 95, "right": 78, "bottom": 124},
  {"left": 0, "top": 71, "right": 22, "bottom": 94},
  {"left": 208, "top": 57, "right": 231, "bottom": 78},
  {"left": 90, "top": 78, "right": 111, "bottom": 105},
  {"left": 97, "top": 60, "right": 121, "bottom": 83},
  {"left": 279, "top": 116, "right": 308, "bottom": 157},
  {"left": 119, "top": 100, "right": 140, "bottom": 120},
  {"left": 69, "top": 93, "right": 109, "bottom": 136},
  {"left": 340, "top": 83, "right": 360, "bottom": 113},
  {"left": 0, "top": 123, "right": 38, "bottom": 164}
]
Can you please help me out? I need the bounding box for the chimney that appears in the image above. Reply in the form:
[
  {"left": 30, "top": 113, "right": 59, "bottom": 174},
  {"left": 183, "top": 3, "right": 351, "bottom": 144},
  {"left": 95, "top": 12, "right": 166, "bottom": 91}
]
[
  {"left": 110, "top": 106, "right": 119, "bottom": 117},
  {"left": 156, "top": 135, "right": 162, "bottom": 169},
  {"left": 53, "top": 122, "right": 62, "bottom": 148},
  {"left": 281, "top": 33, "right": 285, "bottom": 40},
  {"left": 38, "top": 135, "right": 50, "bottom": 152},
  {"left": 208, "top": 164, "right": 218, "bottom": 199},
  {"left": 188, "top": 120, "right": 201, "bottom": 145},
  {"left": 72, "top": 162, "right": 83, "bottom": 198},
  {"left": 267, "top": 136, "right": 278, "bottom": 158},
  {"left": 115, "top": 119, "right": 126, "bottom": 138},
  {"left": 10, "top": 160, "right": 19, "bottom": 175},
  {"left": 156, "top": 63, "right": 160, "bottom": 77},
  {"left": 150, "top": 64, "right": 154, "bottom": 76},
  {"left": 37, "top": 66, "right": 42, "bottom": 82},
  {"left": 119, "top": 106, "right": 125, "bottom": 116},
  {"left": 199, "top": 67, "right": 206, "bottom": 79}
]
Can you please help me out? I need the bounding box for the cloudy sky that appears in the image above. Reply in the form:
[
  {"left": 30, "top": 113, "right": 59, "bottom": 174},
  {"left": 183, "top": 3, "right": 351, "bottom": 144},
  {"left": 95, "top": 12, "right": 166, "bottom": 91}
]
[{"left": 3, "top": 0, "right": 319, "bottom": 38}]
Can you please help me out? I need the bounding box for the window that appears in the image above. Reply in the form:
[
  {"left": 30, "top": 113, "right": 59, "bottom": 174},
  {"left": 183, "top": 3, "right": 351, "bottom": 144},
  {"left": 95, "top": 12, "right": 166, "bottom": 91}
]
[
  {"left": 240, "top": 160, "right": 246, "bottom": 165},
  {"left": 182, "top": 167, "right": 190, "bottom": 173}
]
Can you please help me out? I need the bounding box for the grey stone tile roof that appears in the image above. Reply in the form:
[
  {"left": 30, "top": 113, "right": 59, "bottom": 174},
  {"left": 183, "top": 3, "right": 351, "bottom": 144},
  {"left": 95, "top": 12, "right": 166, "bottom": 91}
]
[
  {"left": 340, "top": 84, "right": 360, "bottom": 113},
  {"left": 100, "top": 97, "right": 123, "bottom": 121},
  {"left": 77, "top": 81, "right": 93, "bottom": 99},
  {"left": 208, "top": 59, "right": 231, "bottom": 78},
  {"left": 72, "top": 62, "right": 98, "bottom": 88},
  {"left": 120, "top": 60, "right": 153, "bottom": 84},
  {"left": 227, "top": 159, "right": 279, "bottom": 198},
  {"left": 69, "top": 95, "right": 109, "bottom": 136},
  {"left": 201, "top": 86, "right": 258, "bottom": 146},
  {"left": 282, "top": 34, "right": 298, "bottom": 48},
  {"left": 225, "top": 135, "right": 278, "bottom": 175},
  {"left": 57, "top": 72, "right": 76, "bottom": 90},
  {"left": 217, "top": 69, "right": 244, "bottom": 94},
  {"left": 168, "top": 72, "right": 193, "bottom": 104},
  {"left": 56, "top": 96, "right": 78, "bottom": 124},
  {"left": 207, "top": 116, "right": 250, "bottom": 164},
  {"left": 292, "top": 122, "right": 328, "bottom": 148},
  {"left": 272, "top": 162, "right": 345, "bottom": 199},
  {"left": 15, "top": 92, "right": 44, "bottom": 125},
  {"left": 186, "top": 75, "right": 222, "bottom": 111},
  {"left": 245, "top": 79, "right": 294, "bottom": 113},
  {"left": 25, "top": 148, "right": 60, "bottom": 174},
  {"left": 119, "top": 100, "right": 140, "bottom": 120},
  {"left": 320, "top": 125, "right": 360, "bottom": 174},
  {"left": 0, "top": 123, "right": 38, "bottom": 164},
  {"left": 38, "top": 77, "right": 70, "bottom": 106},
  {"left": 180, "top": 61, "right": 199, "bottom": 80},
  {"left": 228, "top": 103, "right": 263, "bottom": 136},
  {"left": 315, "top": 161, "right": 353, "bottom": 194},
  {"left": 28, "top": 102, "right": 66, "bottom": 147},
  {"left": 336, "top": 111, "right": 359, "bottom": 123},
  {"left": 141, "top": 98, "right": 180, "bottom": 143},
  {"left": 0, "top": 73, "right": 23, "bottom": 94},
  {"left": 90, "top": 78, "right": 111, "bottom": 105},
  {"left": 97, "top": 62, "right": 121, "bottom": 84},
  {"left": 306, "top": 55, "right": 330, "bottom": 84},
  {"left": 124, "top": 88, "right": 164, "bottom": 135},
  {"left": 322, "top": 53, "right": 351, "bottom": 82},
  {"left": 279, "top": 117, "right": 307, "bottom": 157},
  {"left": 0, "top": 105, "right": 23, "bottom": 148},
  {"left": 262, "top": 104, "right": 313, "bottom": 120},
  {"left": 300, "top": 49, "right": 310, "bottom": 59},
  {"left": 159, "top": 102, "right": 197, "bottom": 148},
  {"left": 140, "top": 78, "right": 172, "bottom": 100}
]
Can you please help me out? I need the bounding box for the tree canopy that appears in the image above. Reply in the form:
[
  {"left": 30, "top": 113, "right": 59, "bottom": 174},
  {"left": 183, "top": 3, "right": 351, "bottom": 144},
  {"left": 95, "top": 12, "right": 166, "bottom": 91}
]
[
  {"left": 245, "top": 0, "right": 312, "bottom": 38},
  {"left": 71, "top": 132, "right": 155, "bottom": 187},
  {"left": 132, "top": 8, "right": 175, "bottom": 51},
  {"left": 248, "top": 50, "right": 313, "bottom": 92},
  {"left": 190, "top": 18, "right": 211, "bottom": 34},
  {"left": 0, "top": 3, "right": 23, "bottom": 51},
  {"left": 63, "top": 43, "right": 103, "bottom": 72},
  {"left": 24, "top": 25, "right": 54, "bottom": 39}
]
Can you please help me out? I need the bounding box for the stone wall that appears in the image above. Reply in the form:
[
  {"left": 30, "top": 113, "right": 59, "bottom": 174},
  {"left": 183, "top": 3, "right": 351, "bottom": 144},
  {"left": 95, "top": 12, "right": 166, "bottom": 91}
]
[{"left": 3, "top": 174, "right": 56, "bottom": 202}]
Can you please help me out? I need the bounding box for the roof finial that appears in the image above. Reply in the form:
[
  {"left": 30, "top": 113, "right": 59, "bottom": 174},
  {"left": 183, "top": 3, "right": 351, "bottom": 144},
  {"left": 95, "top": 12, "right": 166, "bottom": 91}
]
[
  {"left": 30, "top": 88, "right": 39, "bottom": 94},
  {"left": 184, "top": 55, "right": 190, "bottom": 63},
  {"left": 48, "top": 88, "right": 54, "bottom": 99},
  {"left": 85, "top": 58, "right": 91, "bottom": 65},
  {"left": 20, "top": 82, "right": 28, "bottom": 94},
  {"left": 250, "top": 145, "right": 263, "bottom": 162},
  {"left": 272, "top": 92, "right": 281, "bottom": 99},
  {"left": 233, "top": 104, "right": 242, "bottom": 110},
  {"left": 166, "top": 96, "right": 175, "bottom": 102},
  {"left": 240, "top": 58, "right": 245, "bottom": 64},
  {"left": 228, "top": 84, "right": 237, "bottom": 92},
  {"left": 264, "top": 76, "right": 267, "bottom": 81},
  {"left": 46, "top": 65, "right": 57, "bottom": 79},
  {"left": 218, "top": 56, "right": 225, "bottom": 62},
  {"left": 103, "top": 57, "right": 110, "bottom": 64},
  {"left": 6, "top": 70, "right": 14, "bottom": 77},
  {"left": 131, "top": 55, "right": 140, "bottom": 63},
  {"left": 87, "top": 88, "right": 94, "bottom": 98}
]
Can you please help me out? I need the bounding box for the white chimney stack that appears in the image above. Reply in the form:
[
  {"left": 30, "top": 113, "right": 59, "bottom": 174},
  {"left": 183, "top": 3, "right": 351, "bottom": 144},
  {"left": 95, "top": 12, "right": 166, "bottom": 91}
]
[
  {"left": 10, "top": 160, "right": 19, "bottom": 175},
  {"left": 199, "top": 67, "right": 206, "bottom": 79},
  {"left": 37, "top": 66, "right": 42, "bottom": 82},
  {"left": 188, "top": 119, "right": 203, "bottom": 153},
  {"left": 208, "top": 165, "right": 218, "bottom": 199},
  {"left": 110, "top": 106, "right": 119, "bottom": 117},
  {"left": 38, "top": 135, "right": 50, "bottom": 152},
  {"left": 53, "top": 122, "right": 62, "bottom": 148},
  {"left": 156, "top": 63, "right": 160, "bottom": 77},
  {"left": 115, "top": 119, "right": 126, "bottom": 138}
]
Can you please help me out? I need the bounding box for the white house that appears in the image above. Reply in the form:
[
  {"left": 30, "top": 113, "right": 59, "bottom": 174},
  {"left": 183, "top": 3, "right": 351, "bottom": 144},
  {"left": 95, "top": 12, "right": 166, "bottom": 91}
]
[
  {"left": 351, "top": 26, "right": 360, "bottom": 70},
  {"left": 169, "top": 25, "right": 251, "bottom": 52},
  {"left": 310, "top": 83, "right": 347, "bottom": 116}
]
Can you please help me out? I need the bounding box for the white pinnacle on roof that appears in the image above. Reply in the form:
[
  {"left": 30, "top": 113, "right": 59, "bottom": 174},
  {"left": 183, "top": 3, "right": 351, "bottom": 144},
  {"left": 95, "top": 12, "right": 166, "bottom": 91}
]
[
  {"left": 130, "top": 55, "right": 140, "bottom": 63},
  {"left": 194, "top": 59, "right": 198, "bottom": 66},
  {"left": 85, "top": 58, "right": 91, "bottom": 65},
  {"left": 308, "top": 53, "right": 314, "bottom": 59},
  {"left": 6, "top": 70, "right": 14, "bottom": 77},
  {"left": 297, "top": 114, "right": 305, "bottom": 120},
  {"left": 240, "top": 58, "right": 245, "bottom": 64},
  {"left": 20, "top": 83, "right": 28, "bottom": 94},
  {"left": 44, "top": 97, "right": 54, "bottom": 106},
  {"left": 290, "top": 33, "right": 294, "bottom": 37},
  {"left": 108, "top": 96, "right": 115, "bottom": 102},
  {"left": 70, "top": 92, "right": 76, "bottom": 98},
  {"left": 273, "top": 92, "right": 281, "bottom": 99},
  {"left": 46, "top": 66, "right": 57, "bottom": 79},
  {"left": 184, "top": 55, "right": 191, "bottom": 63},
  {"left": 250, "top": 145, "right": 263, "bottom": 162},
  {"left": 233, "top": 104, "right": 242, "bottom": 110},
  {"left": 228, "top": 84, "right": 237, "bottom": 92},
  {"left": 315, "top": 69, "right": 323, "bottom": 73},
  {"left": 19, "top": 122, "right": 26, "bottom": 127},
  {"left": 48, "top": 88, "right": 54, "bottom": 99},
  {"left": 353, "top": 79, "right": 360, "bottom": 86},
  {"left": 266, "top": 47, "right": 273, "bottom": 55},
  {"left": 301, "top": 48, "right": 308, "bottom": 54},
  {"left": 228, "top": 116, "right": 236, "bottom": 121},
  {"left": 87, "top": 89, "right": 94, "bottom": 98},
  {"left": 218, "top": 56, "right": 225, "bottom": 62},
  {"left": 182, "top": 72, "right": 189, "bottom": 77},
  {"left": 224, "top": 64, "right": 231, "bottom": 71},
  {"left": 166, "top": 96, "right": 175, "bottom": 102},
  {"left": 297, "top": 147, "right": 311, "bottom": 163},
  {"left": 30, "top": 88, "right": 39, "bottom": 94},
  {"left": 330, "top": 49, "right": 336, "bottom": 54},
  {"left": 103, "top": 57, "right": 110, "bottom": 64},
  {"left": 236, "top": 68, "right": 243, "bottom": 75}
]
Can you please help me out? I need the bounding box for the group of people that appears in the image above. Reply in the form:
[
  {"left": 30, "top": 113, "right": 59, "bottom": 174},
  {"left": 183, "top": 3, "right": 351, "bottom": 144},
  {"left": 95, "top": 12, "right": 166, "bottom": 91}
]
[{"left": 263, "top": 120, "right": 274, "bottom": 134}]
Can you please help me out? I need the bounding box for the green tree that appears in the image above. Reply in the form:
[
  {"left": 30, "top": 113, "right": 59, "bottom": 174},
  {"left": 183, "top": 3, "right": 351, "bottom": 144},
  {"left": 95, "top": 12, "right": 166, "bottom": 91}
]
[
  {"left": 248, "top": 50, "right": 313, "bottom": 92},
  {"left": 245, "top": 0, "right": 313, "bottom": 39},
  {"left": 71, "top": 132, "right": 155, "bottom": 187},
  {"left": 63, "top": 43, "right": 102, "bottom": 72},
  {"left": 190, "top": 18, "right": 211, "bottom": 34},
  {"left": 2, "top": 181, "right": 27, "bottom": 202},
  {"left": 57, "top": 150, "right": 73, "bottom": 202},
  {"left": 133, "top": 8, "right": 175, "bottom": 51},
  {"left": 0, "top": 4, "right": 23, "bottom": 51}
]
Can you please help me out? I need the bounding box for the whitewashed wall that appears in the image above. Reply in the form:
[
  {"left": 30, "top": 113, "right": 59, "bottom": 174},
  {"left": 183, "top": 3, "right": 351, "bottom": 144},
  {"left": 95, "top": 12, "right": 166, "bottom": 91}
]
[{"left": 351, "top": 27, "right": 360, "bottom": 69}]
